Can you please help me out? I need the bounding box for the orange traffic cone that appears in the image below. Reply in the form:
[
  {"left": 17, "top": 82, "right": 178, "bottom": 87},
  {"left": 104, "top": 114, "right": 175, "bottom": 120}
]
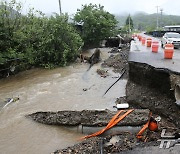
[{"left": 148, "top": 117, "right": 158, "bottom": 131}]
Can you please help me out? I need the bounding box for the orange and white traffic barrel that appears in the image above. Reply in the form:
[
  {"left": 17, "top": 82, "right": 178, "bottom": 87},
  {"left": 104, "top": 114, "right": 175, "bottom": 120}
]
[
  {"left": 151, "top": 41, "right": 159, "bottom": 53},
  {"left": 164, "top": 43, "right": 174, "bottom": 59},
  {"left": 146, "top": 38, "right": 152, "bottom": 47},
  {"left": 141, "top": 37, "right": 146, "bottom": 45}
]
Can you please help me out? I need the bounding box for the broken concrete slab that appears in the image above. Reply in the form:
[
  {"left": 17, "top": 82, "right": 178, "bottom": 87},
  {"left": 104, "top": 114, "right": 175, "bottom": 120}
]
[{"left": 27, "top": 109, "right": 150, "bottom": 127}]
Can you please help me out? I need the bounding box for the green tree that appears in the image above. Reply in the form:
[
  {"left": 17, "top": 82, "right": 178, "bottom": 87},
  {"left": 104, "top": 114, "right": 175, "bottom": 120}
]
[
  {"left": 0, "top": 0, "right": 83, "bottom": 77},
  {"left": 74, "top": 4, "right": 118, "bottom": 47},
  {"left": 37, "top": 14, "right": 83, "bottom": 67},
  {"left": 125, "top": 15, "right": 134, "bottom": 33}
]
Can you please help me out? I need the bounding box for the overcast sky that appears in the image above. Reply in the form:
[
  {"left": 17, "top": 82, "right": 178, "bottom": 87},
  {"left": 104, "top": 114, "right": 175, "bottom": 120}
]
[{"left": 6, "top": 0, "right": 180, "bottom": 15}]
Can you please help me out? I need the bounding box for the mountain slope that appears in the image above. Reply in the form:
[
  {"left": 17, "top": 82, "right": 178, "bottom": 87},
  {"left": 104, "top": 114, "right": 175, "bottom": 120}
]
[{"left": 115, "top": 12, "right": 180, "bottom": 30}]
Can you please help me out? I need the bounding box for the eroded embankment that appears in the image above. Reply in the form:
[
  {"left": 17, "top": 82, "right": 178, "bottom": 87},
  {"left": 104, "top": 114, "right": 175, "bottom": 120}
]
[{"left": 126, "top": 61, "right": 180, "bottom": 128}]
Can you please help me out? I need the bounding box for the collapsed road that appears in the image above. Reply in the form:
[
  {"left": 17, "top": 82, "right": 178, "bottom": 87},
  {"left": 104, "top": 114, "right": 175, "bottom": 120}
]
[
  {"left": 26, "top": 35, "right": 180, "bottom": 153},
  {"left": 0, "top": 34, "right": 180, "bottom": 154},
  {"left": 128, "top": 35, "right": 180, "bottom": 128}
]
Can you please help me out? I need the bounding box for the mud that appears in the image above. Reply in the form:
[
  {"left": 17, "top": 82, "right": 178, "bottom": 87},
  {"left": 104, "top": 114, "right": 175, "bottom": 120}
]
[{"left": 27, "top": 109, "right": 150, "bottom": 127}]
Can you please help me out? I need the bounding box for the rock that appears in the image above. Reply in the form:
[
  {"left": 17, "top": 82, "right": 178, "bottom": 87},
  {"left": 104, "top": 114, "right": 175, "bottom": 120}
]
[
  {"left": 105, "top": 135, "right": 121, "bottom": 146},
  {"left": 96, "top": 69, "right": 109, "bottom": 78}
]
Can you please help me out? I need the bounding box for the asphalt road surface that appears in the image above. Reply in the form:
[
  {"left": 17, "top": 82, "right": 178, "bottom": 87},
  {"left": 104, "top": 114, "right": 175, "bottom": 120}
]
[{"left": 130, "top": 35, "right": 180, "bottom": 73}]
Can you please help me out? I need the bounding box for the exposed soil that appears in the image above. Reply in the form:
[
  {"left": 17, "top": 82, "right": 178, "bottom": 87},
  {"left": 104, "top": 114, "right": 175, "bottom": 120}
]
[
  {"left": 127, "top": 62, "right": 180, "bottom": 128},
  {"left": 101, "top": 45, "right": 129, "bottom": 78}
]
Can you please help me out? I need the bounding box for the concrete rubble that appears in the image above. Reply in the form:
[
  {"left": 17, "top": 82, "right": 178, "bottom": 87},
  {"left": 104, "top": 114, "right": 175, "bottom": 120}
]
[{"left": 27, "top": 109, "right": 150, "bottom": 127}]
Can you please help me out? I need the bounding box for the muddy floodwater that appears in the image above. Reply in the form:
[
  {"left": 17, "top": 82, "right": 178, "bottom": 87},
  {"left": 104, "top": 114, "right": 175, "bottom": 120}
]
[{"left": 0, "top": 48, "right": 127, "bottom": 154}]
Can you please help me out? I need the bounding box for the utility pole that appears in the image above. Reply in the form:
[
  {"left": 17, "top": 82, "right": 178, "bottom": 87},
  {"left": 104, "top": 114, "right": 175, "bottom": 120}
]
[
  {"left": 160, "top": 8, "right": 163, "bottom": 28},
  {"left": 58, "top": 0, "right": 62, "bottom": 15},
  {"left": 156, "top": 6, "right": 159, "bottom": 29},
  {"left": 128, "top": 15, "right": 130, "bottom": 34},
  {"left": 128, "top": 14, "right": 131, "bottom": 34}
]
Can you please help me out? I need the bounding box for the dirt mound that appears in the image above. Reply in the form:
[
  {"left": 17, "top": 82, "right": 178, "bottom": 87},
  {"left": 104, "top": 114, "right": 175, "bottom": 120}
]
[{"left": 102, "top": 46, "right": 129, "bottom": 77}]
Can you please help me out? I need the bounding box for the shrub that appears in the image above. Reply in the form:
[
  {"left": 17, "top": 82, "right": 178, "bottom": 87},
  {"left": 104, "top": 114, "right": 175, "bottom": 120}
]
[
  {"left": 74, "top": 4, "right": 118, "bottom": 47},
  {"left": 0, "top": 0, "right": 83, "bottom": 74}
]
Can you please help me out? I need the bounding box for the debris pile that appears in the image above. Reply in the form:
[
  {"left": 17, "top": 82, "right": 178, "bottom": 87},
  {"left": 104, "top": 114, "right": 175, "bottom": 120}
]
[
  {"left": 102, "top": 46, "right": 129, "bottom": 76},
  {"left": 53, "top": 133, "right": 138, "bottom": 154},
  {"left": 79, "top": 48, "right": 101, "bottom": 71},
  {"left": 27, "top": 109, "right": 150, "bottom": 127}
]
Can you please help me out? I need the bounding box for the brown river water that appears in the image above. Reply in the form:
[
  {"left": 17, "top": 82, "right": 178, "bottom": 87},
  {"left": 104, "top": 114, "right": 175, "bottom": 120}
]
[{"left": 0, "top": 48, "right": 127, "bottom": 154}]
